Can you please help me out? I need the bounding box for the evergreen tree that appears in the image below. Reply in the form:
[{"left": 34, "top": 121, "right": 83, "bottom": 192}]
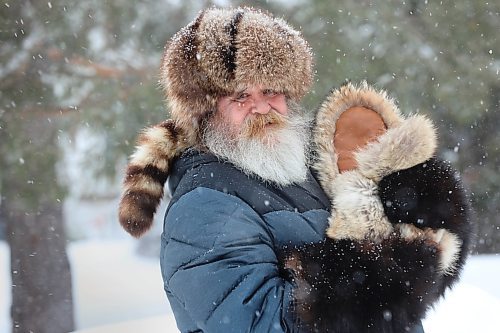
[{"left": 0, "top": 0, "right": 203, "bottom": 331}]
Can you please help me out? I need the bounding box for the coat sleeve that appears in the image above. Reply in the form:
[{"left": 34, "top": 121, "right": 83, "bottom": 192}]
[{"left": 160, "top": 187, "right": 297, "bottom": 333}]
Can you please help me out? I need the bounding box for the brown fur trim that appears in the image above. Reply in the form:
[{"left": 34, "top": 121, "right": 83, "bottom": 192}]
[
  {"left": 118, "top": 120, "right": 193, "bottom": 237},
  {"left": 281, "top": 203, "right": 470, "bottom": 331},
  {"left": 395, "top": 224, "right": 462, "bottom": 276},
  {"left": 159, "top": 7, "right": 313, "bottom": 134},
  {"left": 313, "top": 81, "right": 404, "bottom": 199},
  {"left": 355, "top": 114, "right": 437, "bottom": 181}
]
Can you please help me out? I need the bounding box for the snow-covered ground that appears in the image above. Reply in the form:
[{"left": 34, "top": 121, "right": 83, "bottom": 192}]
[{"left": 1, "top": 240, "right": 499, "bottom": 333}]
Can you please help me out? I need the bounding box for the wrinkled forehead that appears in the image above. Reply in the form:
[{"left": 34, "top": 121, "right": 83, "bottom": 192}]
[{"left": 232, "top": 84, "right": 285, "bottom": 95}]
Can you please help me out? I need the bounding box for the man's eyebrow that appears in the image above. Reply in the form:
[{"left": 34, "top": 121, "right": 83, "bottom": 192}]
[{"left": 233, "top": 88, "right": 247, "bottom": 96}]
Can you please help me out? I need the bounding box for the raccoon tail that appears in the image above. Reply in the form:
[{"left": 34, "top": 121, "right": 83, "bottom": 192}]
[{"left": 118, "top": 119, "right": 192, "bottom": 237}]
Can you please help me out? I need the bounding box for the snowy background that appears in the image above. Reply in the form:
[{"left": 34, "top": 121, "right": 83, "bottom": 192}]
[
  {"left": 1, "top": 239, "right": 499, "bottom": 333},
  {"left": 1, "top": 1, "right": 499, "bottom": 332}
]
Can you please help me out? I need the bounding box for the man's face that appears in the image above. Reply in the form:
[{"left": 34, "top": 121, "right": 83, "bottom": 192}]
[
  {"left": 203, "top": 85, "right": 309, "bottom": 186},
  {"left": 216, "top": 86, "right": 288, "bottom": 130}
]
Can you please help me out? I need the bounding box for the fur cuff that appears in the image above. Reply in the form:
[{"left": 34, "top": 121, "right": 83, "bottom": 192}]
[
  {"left": 325, "top": 159, "right": 469, "bottom": 278},
  {"left": 327, "top": 170, "right": 393, "bottom": 242},
  {"left": 118, "top": 120, "right": 193, "bottom": 237}
]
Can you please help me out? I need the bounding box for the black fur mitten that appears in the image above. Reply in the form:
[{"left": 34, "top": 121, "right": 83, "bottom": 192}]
[{"left": 379, "top": 158, "right": 474, "bottom": 290}]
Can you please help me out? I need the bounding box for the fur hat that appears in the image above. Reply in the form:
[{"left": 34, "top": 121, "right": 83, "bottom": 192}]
[{"left": 159, "top": 6, "right": 313, "bottom": 132}]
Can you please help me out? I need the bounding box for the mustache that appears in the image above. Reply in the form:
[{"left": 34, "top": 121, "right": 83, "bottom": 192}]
[{"left": 240, "top": 110, "right": 287, "bottom": 138}]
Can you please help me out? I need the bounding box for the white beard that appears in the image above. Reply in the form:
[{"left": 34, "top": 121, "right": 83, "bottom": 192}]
[{"left": 203, "top": 108, "right": 311, "bottom": 186}]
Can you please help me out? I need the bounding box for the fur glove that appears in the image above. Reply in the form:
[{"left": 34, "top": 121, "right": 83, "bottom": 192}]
[{"left": 281, "top": 82, "right": 473, "bottom": 332}]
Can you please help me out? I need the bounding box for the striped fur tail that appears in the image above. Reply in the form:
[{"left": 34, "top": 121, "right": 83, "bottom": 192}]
[{"left": 118, "top": 120, "right": 192, "bottom": 237}]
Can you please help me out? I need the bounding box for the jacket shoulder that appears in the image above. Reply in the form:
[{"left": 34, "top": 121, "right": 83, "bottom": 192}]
[{"left": 168, "top": 151, "right": 331, "bottom": 215}]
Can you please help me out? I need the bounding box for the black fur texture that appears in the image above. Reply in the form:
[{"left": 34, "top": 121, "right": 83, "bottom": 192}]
[
  {"left": 379, "top": 158, "right": 474, "bottom": 289},
  {"left": 282, "top": 236, "right": 442, "bottom": 333}
]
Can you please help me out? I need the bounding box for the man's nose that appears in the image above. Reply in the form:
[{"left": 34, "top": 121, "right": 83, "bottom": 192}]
[{"left": 250, "top": 97, "right": 271, "bottom": 114}]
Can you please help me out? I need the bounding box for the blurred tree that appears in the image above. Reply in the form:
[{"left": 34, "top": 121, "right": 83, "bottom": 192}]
[
  {"left": 0, "top": 0, "right": 203, "bottom": 331},
  {"left": 1, "top": 1, "right": 75, "bottom": 331}
]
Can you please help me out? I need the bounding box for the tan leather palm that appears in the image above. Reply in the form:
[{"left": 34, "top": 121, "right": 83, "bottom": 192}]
[{"left": 334, "top": 106, "right": 387, "bottom": 173}]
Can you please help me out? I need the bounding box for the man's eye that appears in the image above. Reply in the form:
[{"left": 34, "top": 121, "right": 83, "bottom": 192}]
[
  {"left": 263, "top": 89, "right": 278, "bottom": 97},
  {"left": 233, "top": 93, "right": 249, "bottom": 102}
]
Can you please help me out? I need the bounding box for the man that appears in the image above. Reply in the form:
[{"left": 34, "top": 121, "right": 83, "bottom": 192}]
[{"left": 118, "top": 7, "right": 472, "bottom": 332}]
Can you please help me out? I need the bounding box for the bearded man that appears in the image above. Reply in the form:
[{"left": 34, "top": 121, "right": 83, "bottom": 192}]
[
  {"left": 203, "top": 87, "right": 310, "bottom": 186},
  {"left": 118, "top": 7, "right": 472, "bottom": 333}
]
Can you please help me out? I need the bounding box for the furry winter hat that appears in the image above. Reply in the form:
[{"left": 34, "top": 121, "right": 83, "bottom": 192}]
[{"left": 160, "top": 6, "right": 313, "bottom": 132}]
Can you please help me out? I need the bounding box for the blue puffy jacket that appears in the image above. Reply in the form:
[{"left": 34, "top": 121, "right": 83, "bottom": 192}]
[{"left": 160, "top": 150, "right": 331, "bottom": 332}]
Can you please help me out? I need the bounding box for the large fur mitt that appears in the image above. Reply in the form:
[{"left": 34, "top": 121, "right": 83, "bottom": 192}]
[{"left": 281, "top": 82, "right": 473, "bottom": 332}]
